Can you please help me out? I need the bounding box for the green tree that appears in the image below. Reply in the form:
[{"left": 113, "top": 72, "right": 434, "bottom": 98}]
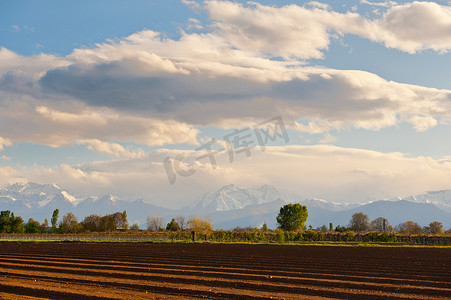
[
  {"left": 276, "top": 203, "right": 308, "bottom": 231},
  {"left": 166, "top": 218, "right": 180, "bottom": 231},
  {"left": 349, "top": 212, "right": 370, "bottom": 232},
  {"left": 130, "top": 223, "right": 140, "bottom": 231},
  {"left": 51, "top": 209, "right": 59, "bottom": 230},
  {"left": 335, "top": 225, "right": 346, "bottom": 232},
  {"left": 0, "top": 211, "right": 24, "bottom": 233},
  {"left": 24, "top": 218, "right": 41, "bottom": 233}
]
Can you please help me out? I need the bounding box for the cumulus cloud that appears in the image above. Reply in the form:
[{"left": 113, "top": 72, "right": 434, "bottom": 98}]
[
  {"left": 36, "top": 38, "right": 451, "bottom": 133},
  {"left": 0, "top": 86, "right": 200, "bottom": 147},
  {"left": 204, "top": 0, "right": 335, "bottom": 59},
  {"left": 374, "top": 1, "right": 451, "bottom": 53},
  {"left": 203, "top": 1, "right": 451, "bottom": 56},
  {"left": 0, "top": 0, "right": 451, "bottom": 151}
]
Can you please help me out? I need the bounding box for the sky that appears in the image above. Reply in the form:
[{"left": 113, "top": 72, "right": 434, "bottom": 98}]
[{"left": 1, "top": 0, "right": 451, "bottom": 208}]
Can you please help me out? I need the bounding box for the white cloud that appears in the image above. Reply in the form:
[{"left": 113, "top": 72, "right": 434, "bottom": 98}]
[
  {"left": 186, "top": 18, "right": 204, "bottom": 30},
  {"left": 80, "top": 139, "right": 145, "bottom": 159},
  {"left": 204, "top": 0, "right": 334, "bottom": 59},
  {"left": 35, "top": 38, "right": 451, "bottom": 133},
  {"left": 360, "top": 0, "right": 398, "bottom": 8},
  {"left": 203, "top": 1, "right": 451, "bottom": 57},
  {"left": 0, "top": 167, "right": 19, "bottom": 186},
  {"left": 0, "top": 137, "right": 12, "bottom": 152},
  {"left": 305, "top": 1, "right": 332, "bottom": 10},
  {"left": 375, "top": 1, "right": 451, "bottom": 53},
  {"left": 0, "top": 81, "right": 200, "bottom": 147},
  {"left": 407, "top": 115, "right": 438, "bottom": 132},
  {"left": 319, "top": 133, "right": 337, "bottom": 144},
  {"left": 0, "top": 0, "right": 450, "bottom": 151},
  {"left": 0, "top": 47, "right": 70, "bottom": 79}
]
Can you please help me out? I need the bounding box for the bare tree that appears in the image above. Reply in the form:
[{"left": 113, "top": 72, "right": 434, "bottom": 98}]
[
  {"left": 424, "top": 221, "right": 443, "bottom": 235},
  {"left": 146, "top": 216, "right": 164, "bottom": 232},
  {"left": 175, "top": 216, "right": 186, "bottom": 231},
  {"left": 348, "top": 212, "right": 369, "bottom": 232},
  {"left": 397, "top": 221, "right": 422, "bottom": 235},
  {"left": 370, "top": 217, "right": 393, "bottom": 232},
  {"left": 81, "top": 214, "right": 102, "bottom": 232},
  {"left": 112, "top": 211, "right": 128, "bottom": 230},
  {"left": 59, "top": 212, "right": 79, "bottom": 233}
]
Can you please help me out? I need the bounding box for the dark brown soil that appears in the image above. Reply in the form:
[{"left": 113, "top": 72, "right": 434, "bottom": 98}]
[{"left": 0, "top": 242, "right": 449, "bottom": 299}]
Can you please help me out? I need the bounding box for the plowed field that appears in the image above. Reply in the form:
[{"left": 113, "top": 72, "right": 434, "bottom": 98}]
[{"left": 0, "top": 242, "right": 449, "bottom": 299}]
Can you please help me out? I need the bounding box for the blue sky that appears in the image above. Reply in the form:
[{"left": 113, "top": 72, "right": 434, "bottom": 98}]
[{"left": 1, "top": 0, "right": 451, "bottom": 206}]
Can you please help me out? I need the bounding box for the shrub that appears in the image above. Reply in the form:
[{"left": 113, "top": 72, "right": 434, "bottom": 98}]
[
  {"left": 345, "top": 231, "right": 355, "bottom": 242},
  {"left": 274, "top": 230, "right": 285, "bottom": 243}
]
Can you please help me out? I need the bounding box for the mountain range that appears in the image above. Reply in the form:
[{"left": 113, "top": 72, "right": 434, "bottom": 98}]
[{"left": 0, "top": 182, "right": 450, "bottom": 229}]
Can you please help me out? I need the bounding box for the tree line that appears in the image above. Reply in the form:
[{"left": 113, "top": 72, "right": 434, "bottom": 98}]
[
  {"left": 0, "top": 204, "right": 449, "bottom": 236},
  {"left": 275, "top": 204, "right": 450, "bottom": 235},
  {"left": 0, "top": 209, "right": 128, "bottom": 234},
  {"left": 0, "top": 209, "right": 212, "bottom": 234}
]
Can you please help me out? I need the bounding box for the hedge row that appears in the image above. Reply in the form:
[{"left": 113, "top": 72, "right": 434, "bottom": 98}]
[{"left": 2, "top": 230, "right": 451, "bottom": 245}]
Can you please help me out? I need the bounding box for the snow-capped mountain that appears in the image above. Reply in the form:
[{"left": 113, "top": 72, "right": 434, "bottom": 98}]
[
  {"left": 189, "top": 184, "right": 359, "bottom": 213},
  {"left": 0, "top": 182, "right": 78, "bottom": 212},
  {"left": 402, "top": 190, "right": 451, "bottom": 213},
  {"left": 191, "top": 184, "right": 283, "bottom": 212},
  {"left": 0, "top": 182, "right": 173, "bottom": 224},
  {"left": 1, "top": 182, "right": 451, "bottom": 229}
]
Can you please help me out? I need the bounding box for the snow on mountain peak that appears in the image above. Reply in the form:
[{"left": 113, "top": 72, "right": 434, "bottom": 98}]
[
  {"left": 403, "top": 190, "right": 451, "bottom": 212},
  {"left": 0, "top": 182, "right": 79, "bottom": 209},
  {"left": 61, "top": 191, "right": 79, "bottom": 204},
  {"left": 192, "top": 184, "right": 283, "bottom": 212}
]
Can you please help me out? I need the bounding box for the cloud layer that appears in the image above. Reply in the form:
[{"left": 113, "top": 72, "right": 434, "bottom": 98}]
[
  {"left": 1, "top": 1, "right": 450, "bottom": 153},
  {"left": 4, "top": 145, "right": 451, "bottom": 207},
  {"left": 0, "top": 0, "right": 451, "bottom": 204}
]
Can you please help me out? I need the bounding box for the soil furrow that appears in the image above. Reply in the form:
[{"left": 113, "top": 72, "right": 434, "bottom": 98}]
[
  {"left": 0, "top": 255, "right": 448, "bottom": 289},
  {"left": 0, "top": 242, "right": 449, "bottom": 299},
  {"left": 0, "top": 261, "right": 450, "bottom": 298}
]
